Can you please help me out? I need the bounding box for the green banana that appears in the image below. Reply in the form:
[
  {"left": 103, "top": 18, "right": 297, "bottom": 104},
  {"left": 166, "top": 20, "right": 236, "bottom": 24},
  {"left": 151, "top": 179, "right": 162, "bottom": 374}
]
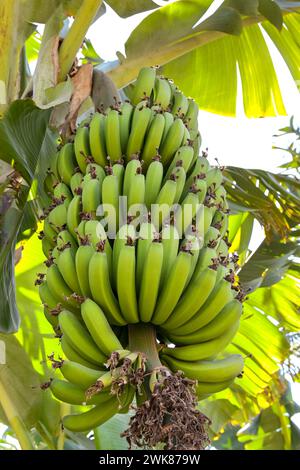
[
  {"left": 46, "top": 264, "right": 80, "bottom": 311},
  {"left": 171, "top": 91, "right": 189, "bottom": 117},
  {"left": 165, "top": 145, "right": 194, "bottom": 180},
  {"left": 153, "top": 77, "right": 172, "bottom": 110},
  {"left": 136, "top": 222, "right": 156, "bottom": 290},
  {"left": 81, "top": 298, "right": 123, "bottom": 356},
  {"left": 43, "top": 219, "right": 57, "bottom": 243},
  {"left": 62, "top": 397, "right": 120, "bottom": 432},
  {"left": 53, "top": 182, "right": 73, "bottom": 206},
  {"left": 82, "top": 178, "right": 102, "bottom": 215},
  {"left": 89, "top": 112, "right": 107, "bottom": 167},
  {"left": 74, "top": 125, "right": 90, "bottom": 173},
  {"left": 75, "top": 242, "right": 94, "bottom": 298},
  {"left": 152, "top": 249, "right": 193, "bottom": 325},
  {"left": 141, "top": 113, "right": 165, "bottom": 168},
  {"left": 170, "top": 278, "right": 235, "bottom": 335},
  {"left": 101, "top": 173, "right": 119, "bottom": 230},
  {"left": 123, "top": 157, "right": 142, "bottom": 197},
  {"left": 61, "top": 335, "right": 101, "bottom": 369},
  {"left": 39, "top": 281, "right": 60, "bottom": 311},
  {"left": 119, "top": 101, "right": 134, "bottom": 154},
  {"left": 126, "top": 105, "right": 152, "bottom": 159},
  {"left": 162, "top": 322, "right": 240, "bottom": 361},
  {"left": 117, "top": 242, "right": 139, "bottom": 323},
  {"left": 56, "top": 229, "right": 77, "bottom": 251},
  {"left": 112, "top": 161, "right": 124, "bottom": 194},
  {"left": 161, "top": 354, "right": 244, "bottom": 383},
  {"left": 89, "top": 248, "right": 126, "bottom": 326},
  {"left": 66, "top": 195, "right": 81, "bottom": 238},
  {"left": 60, "top": 360, "right": 105, "bottom": 389},
  {"left": 144, "top": 158, "right": 164, "bottom": 209},
  {"left": 185, "top": 98, "right": 198, "bottom": 129},
  {"left": 161, "top": 267, "right": 217, "bottom": 331},
  {"left": 160, "top": 118, "right": 185, "bottom": 166},
  {"left": 139, "top": 241, "right": 163, "bottom": 322},
  {"left": 161, "top": 111, "right": 174, "bottom": 143},
  {"left": 105, "top": 108, "right": 122, "bottom": 161},
  {"left": 57, "top": 246, "right": 81, "bottom": 294},
  {"left": 42, "top": 236, "right": 54, "bottom": 257},
  {"left": 152, "top": 178, "right": 177, "bottom": 230},
  {"left": 113, "top": 223, "right": 136, "bottom": 290},
  {"left": 172, "top": 165, "right": 186, "bottom": 203},
  {"left": 50, "top": 379, "right": 112, "bottom": 405},
  {"left": 57, "top": 143, "right": 77, "bottom": 185},
  {"left": 160, "top": 224, "right": 180, "bottom": 288},
  {"left": 70, "top": 172, "right": 83, "bottom": 196},
  {"left": 48, "top": 204, "right": 68, "bottom": 232},
  {"left": 128, "top": 172, "right": 145, "bottom": 212},
  {"left": 205, "top": 167, "right": 223, "bottom": 190},
  {"left": 131, "top": 67, "right": 156, "bottom": 105},
  {"left": 59, "top": 310, "right": 107, "bottom": 365}
]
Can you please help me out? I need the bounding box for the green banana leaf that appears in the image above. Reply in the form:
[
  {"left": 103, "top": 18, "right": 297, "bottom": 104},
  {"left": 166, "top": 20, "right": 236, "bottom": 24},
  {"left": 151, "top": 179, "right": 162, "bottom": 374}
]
[
  {"left": 108, "top": 0, "right": 300, "bottom": 117},
  {"left": 0, "top": 100, "right": 53, "bottom": 333}
]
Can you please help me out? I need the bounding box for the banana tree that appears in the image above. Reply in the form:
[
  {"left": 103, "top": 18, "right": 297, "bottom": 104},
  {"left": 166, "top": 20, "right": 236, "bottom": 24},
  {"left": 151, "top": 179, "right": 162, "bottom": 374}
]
[{"left": 0, "top": 0, "right": 300, "bottom": 450}]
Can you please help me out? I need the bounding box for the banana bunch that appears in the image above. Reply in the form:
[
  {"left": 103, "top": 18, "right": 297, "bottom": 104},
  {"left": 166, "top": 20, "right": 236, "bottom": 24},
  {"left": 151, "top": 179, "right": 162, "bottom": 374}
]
[{"left": 38, "top": 67, "right": 245, "bottom": 434}]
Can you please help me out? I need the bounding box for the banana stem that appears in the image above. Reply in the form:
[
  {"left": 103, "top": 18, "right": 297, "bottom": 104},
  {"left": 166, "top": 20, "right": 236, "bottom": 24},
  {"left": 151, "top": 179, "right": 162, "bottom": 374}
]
[
  {"left": 128, "top": 324, "right": 162, "bottom": 371},
  {"left": 57, "top": 0, "right": 102, "bottom": 82},
  {"left": 57, "top": 402, "right": 71, "bottom": 450},
  {"left": 0, "top": 382, "right": 34, "bottom": 450}
]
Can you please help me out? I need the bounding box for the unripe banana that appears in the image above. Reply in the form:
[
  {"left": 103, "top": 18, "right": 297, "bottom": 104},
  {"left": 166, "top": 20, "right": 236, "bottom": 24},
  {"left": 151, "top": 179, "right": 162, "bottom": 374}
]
[
  {"left": 42, "top": 236, "right": 54, "bottom": 257},
  {"left": 185, "top": 98, "right": 198, "bottom": 130},
  {"left": 60, "top": 335, "right": 101, "bottom": 369},
  {"left": 161, "top": 354, "right": 244, "bottom": 383},
  {"left": 126, "top": 105, "right": 152, "bottom": 159},
  {"left": 131, "top": 67, "right": 156, "bottom": 105},
  {"left": 81, "top": 298, "right": 123, "bottom": 355},
  {"left": 62, "top": 397, "right": 120, "bottom": 432},
  {"left": 123, "top": 157, "right": 142, "bottom": 197},
  {"left": 161, "top": 111, "right": 174, "bottom": 143},
  {"left": 39, "top": 281, "right": 60, "bottom": 311},
  {"left": 139, "top": 241, "right": 163, "bottom": 322},
  {"left": 50, "top": 379, "right": 112, "bottom": 405},
  {"left": 105, "top": 108, "right": 122, "bottom": 161},
  {"left": 70, "top": 172, "right": 83, "bottom": 196},
  {"left": 56, "top": 229, "right": 78, "bottom": 251},
  {"left": 82, "top": 178, "right": 101, "bottom": 216},
  {"left": 119, "top": 102, "right": 134, "bottom": 154},
  {"left": 160, "top": 118, "right": 185, "bottom": 166},
  {"left": 153, "top": 77, "right": 172, "bottom": 110},
  {"left": 160, "top": 224, "right": 180, "bottom": 288},
  {"left": 43, "top": 219, "right": 57, "bottom": 243},
  {"left": 165, "top": 146, "right": 194, "bottom": 180},
  {"left": 101, "top": 173, "right": 119, "bottom": 229},
  {"left": 117, "top": 242, "right": 139, "bottom": 323},
  {"left": 53, "top": 182, "right": 73, "bottom": 206},
  {"left": 128, "top": 173, "right": 145, "bottom": 212},
  {"left": 152, "top": 178, "right": 177, "bottom": 230},
  {"left": 60, "top": 360, "right": 105, "bottom": 389},
  {"left": 48, "top": 203, "right": 68, "bottom": 232},
  {"left": 66, "top": 195, "right": 81, "bottom": 238},
  {"left": 168, "top": 299, "right": 242, "bottom": 345},
  {"left": 141, "top": 113, "right": 165, "bottom": 168},
  {"left": 74, "top": 125, "right": 90, "bottom": 173},
  {"left": 75, "top": 242, "right": 94, "bottom": 298},
  {"left": 113, "top": 224, "right": 136, "bottom": 290},
  {"left": 57, "top": 246, "right": 81, "bottom": 294},
  {"left": 89, "top": 112, "right": 107, "bottom": 167},
  {"left": 144, "top": 158, "right": 164, "bottom": 209},
  {"left": 172, "top": 166, "right": 186, "bottom": 203},
  {"left": 46, "top": 264, "right": 80, "bottom": 312},
  {"left": 171, "top": 91, "right": 189, "bottom": 117},
  {"left": 205, "top": 167, "right": 223, "bottom": 190},
  {"left": 152, "top": 249, "right": 192, "bottom": 325},
  {"left": 57, "top": 143, "right": 77, "bottom": 185},
  {"left": 59, "top": 310, "right": 107, "bottom": 365},
  {"left": 136, "top": 222, "right": 156, "bottom": 290},
  {"left": 170, "top": 279, "right": 235, "bottom": 335},
  {"left": 112, "top": 161, "right": 125, "bottom": 194},
  {"left": 162, "top": 322, "right": 240, "bottom": 361},
  {"left": 161, "top": 267, "right": 217, "bottom": 331},
  {"left": 89, "top": 248, "right": 126, "bottom": 326}
]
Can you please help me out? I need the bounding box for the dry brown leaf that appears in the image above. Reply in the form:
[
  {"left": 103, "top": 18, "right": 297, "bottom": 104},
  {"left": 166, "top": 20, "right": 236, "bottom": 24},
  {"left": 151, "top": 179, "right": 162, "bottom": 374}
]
[{"left": 67, "top": 63, "right": 93, "bottom": 132}]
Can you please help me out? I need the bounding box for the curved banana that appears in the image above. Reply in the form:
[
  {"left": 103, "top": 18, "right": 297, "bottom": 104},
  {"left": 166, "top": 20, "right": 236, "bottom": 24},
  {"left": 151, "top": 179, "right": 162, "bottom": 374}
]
[
  {"left": 57, "top": 246, "right": 81, "bottom": 294},
  {"left": 60, "top": 360, "right": 105, "bottom": 389},
  {"left": 50, "top": 379, "right": 112, "bottom": 405},
  {"left": 161, "top": 354, "right": 244, "bottom": 383},
  {"left": 131, "top": 67, "right": 156, "bottom": 105},
  {"left": 59, "top": 310, "right": 107, "bottom": 365},
  {"left": 160, "top": 118, "right": 185, "bottom": 166},
  {"left": 101, "top": 172, "right": 119, "bottom": 229},
  {"left": 139, "top": 241, "right": 163, "bottom": 322},
  {"left": 161, "top": 322, "right": 240, "bottom": 361},
  {"left": 205, "top": 167, "right": 223, "bottom": 190},
  {"left": 89, "top": 112, "right": 107, "bottom": 167},
  {"left": 112, "top": 161, "right": 125, "bottom": 194},
  {"left": 48, "top": 204, "right": 68, "bottom": 232},
  {"left": 112, "top": 223, "right": 136, "bottom": 290},
  {"left": 75, "top": 242, "right": 95, "bottom": 298},
  {"left": 61, "top": 335, "right": 101, "bottom": 369},
  {"left": 105, "top": 108, "right": 122, "bottom": 161},
  {"left": 128, "top": 173, "right": 145, "bottom": 212},
  {"left": 171, "top": 91, "right": 189, "bottom": 117},
  {"left": 136, "top": 222, "right": 156, "bottom": 290},
  {"left": 170, "top": 279, "right": 235, "bottom": 335},
  {"left": 126, "top": 105, "right": 152, "bottom": 160},
  {"left": 173, "top": 166, "right": 186, "bottom": 203},
  {"left": 66, "top": 195, "right": 81, "bottom": 238},
  {"left": 119, "top": 101, "right": 134, "bottom": 154},
  {"left": 185, "top": 98, "right": 198, "bottom": 130},
  {"left": 62, "top": 397, "right": 119, "bottom": 432},
  {"left": 144, "top": 158, "right": 164, "bottom": 209},
  {"left": 152, "top": 178, "right": 177, "bottom": 230},
  {"left": 57, "top": 143, "right": 77, "bottom": 185},
  {"left": 152, "top": 249, "right": 193, "bottom": 325},
  {"left": 70, "top": 172, "right": 83, "bottom": 196},
  {"left": 81, "top": 298, "right": 123, "bottom": 356},
  {"left": 56, "top": 229, "right": 77, "bottom": 251},
  {"left": 153, "top": 77, "right": 172, "bottom": 110},
  {"left": 46, "top": 264, "right": 80, "bottom": 312},
  {"left": 123, "top": 157, "right": 142, "bottom": 197},
  {"left": 82, "top": 178, "right": 102, "bottom": 216},
  {"left": 74, "top": 125, "right": 90, "bottom": 173},
  {"left": 141, "top": 113, "right": 165, "bottom": 168},
  {"left": 117, "top": 242, "right": 139, "bottom": 324},
  {"left": 39, "top": 281, "right": 60, "bottom": 311},
  {"left": 89, "top": 249, "right": 126, "bottom": 326},
  {"left": 165, "top": 145, "right": 194, "bottom": 180},
  {"left": 161, "top": 267, "right": 217, "bottom": 331},
  {"left": 160, "top": 224, "right": 180, "bottom": 288}
]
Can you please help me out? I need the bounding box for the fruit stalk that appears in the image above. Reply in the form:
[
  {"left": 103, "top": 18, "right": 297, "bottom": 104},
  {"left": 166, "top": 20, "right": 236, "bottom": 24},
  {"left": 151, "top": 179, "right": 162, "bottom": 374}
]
[{"left": 128, "top": 323, "right": 161, "bottom": 371}]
